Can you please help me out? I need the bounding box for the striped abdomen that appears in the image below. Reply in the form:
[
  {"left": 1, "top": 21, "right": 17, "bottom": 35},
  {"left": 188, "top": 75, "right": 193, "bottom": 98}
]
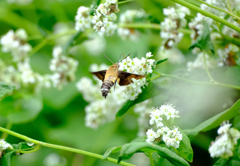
[{"left": 101, "top": 77, "right": 115, "bottom": 98}]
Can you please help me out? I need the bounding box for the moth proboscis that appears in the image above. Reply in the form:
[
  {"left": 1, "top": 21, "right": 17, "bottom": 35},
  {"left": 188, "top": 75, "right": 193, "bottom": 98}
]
[{"left": 91, "top": 54, "right": 146, "bottom": 98}]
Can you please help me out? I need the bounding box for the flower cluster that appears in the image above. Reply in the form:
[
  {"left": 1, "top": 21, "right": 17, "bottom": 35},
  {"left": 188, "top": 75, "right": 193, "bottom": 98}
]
[
  {"left": 187, "top": 52, "right": 216, "bottom": 71},
  {"left": 217, "top": 44, "right": 239, "bottom": 67},
  {"left": 0, "top": 139, "right": 13, "bottom": 157},
  {"left": 119, "top": 52, "right": 155, "bottom": 100},
  {"left": 118, "top": 9, "right": 147, "bottom": 40},
  {"left": 187, "top": 0, "right": 240, "bottom": 69},
  {"left": 75, "top": 6, "right": 92, "bottom": 32},
  {"left": 146, "top": 104, "right": 182, "bottom": 149},
  {"left": 0, "top": 29, "right": 32, "bottom": 62},
  {"left": 49, "top": 46, "right": 78, "bottom": 89},
  {"left": 76, "top": 64, "right": 126, "bottom": 129},
  {"left": 209, "top": 121, "right": 240, "bottom": 158},
  {"left": 160, "top": 4, "right": 190, "bottom": 48},
  {"left": 188, "top": 13, "right": 212, "bottom": 41},
  {"left": 76, "top": 52, "right": 156, "bottom": 129},
  {"left": 92, "top": 0, "right": 119, "bottom": 36}
]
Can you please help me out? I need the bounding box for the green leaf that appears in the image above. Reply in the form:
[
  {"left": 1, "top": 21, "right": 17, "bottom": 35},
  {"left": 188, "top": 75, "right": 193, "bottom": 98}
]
[
  {"left": 118, "top": 142, "right": 189, "bottom": 166},
  {"left": 130, "top": 136, "right": 147, "bottom": 143},
  {"left": 0, "top": 150, "right": 15, "bottom": 166},
  {"left": 182, "top": 129, "right": 198, "bottom": 139},
  {"left": 0, "top": 95, "right": 43, "bottom": 124},
  {"left": 154, "top": 58, "right": 168, "bottom": 66},
  {"left": 0, "top": 82, "right": 15, "bottom": 98},
  {"left": 213, "top": 158, "right": 231, "bottom": 166},
  {"left": 189, "top": 21, "right": 215, "bottom": 54},
  {"left": 102, "top": 146, "right": 121, "bottom": 161},
  {"left": 177, "top": 132, "right": 193, "bottom": 162},
  {"left": 0, "top": 142, "right": 34, "bottom": 166},
  {"left": 194, "top": 99, "right": 240, "bottom": 133},
  {"left": 116, "top": 82, "right": 166, "bottom": 118}
]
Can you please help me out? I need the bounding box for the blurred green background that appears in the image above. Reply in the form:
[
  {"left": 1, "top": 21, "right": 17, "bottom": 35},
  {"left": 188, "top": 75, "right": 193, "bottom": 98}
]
[{"left": 0, "top": 0, "right": 240, "bottom": 165}]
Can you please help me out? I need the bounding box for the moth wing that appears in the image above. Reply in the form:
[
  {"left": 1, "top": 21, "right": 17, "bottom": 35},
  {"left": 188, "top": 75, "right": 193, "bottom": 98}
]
[
  {"left": 118, "top": 71, "right": 146, "bottom": 86},
  {"left": 90, "top": 70, "right": 107, "bottom": 81}
]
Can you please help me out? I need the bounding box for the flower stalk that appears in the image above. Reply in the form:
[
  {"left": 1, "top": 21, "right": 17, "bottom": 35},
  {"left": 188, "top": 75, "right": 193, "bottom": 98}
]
[{"left": 0, "top": 127, "right": 134, "bottom": 166}]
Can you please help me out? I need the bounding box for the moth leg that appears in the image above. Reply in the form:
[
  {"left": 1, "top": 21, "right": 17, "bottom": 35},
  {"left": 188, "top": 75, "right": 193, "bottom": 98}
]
[{"left": 114, "top": 79, "right": 117, "bottom": 91}]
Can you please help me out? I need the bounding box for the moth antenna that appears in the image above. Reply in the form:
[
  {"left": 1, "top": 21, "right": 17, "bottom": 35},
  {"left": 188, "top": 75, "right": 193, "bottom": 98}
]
[
  {"left": 104, "top": 54, "right": 114, "bottom": 64},
  {"left": 117, "top": 53, "right": 124, "bottom": 64},
  {"left": 120, "top": 53, "right": 131, "bottom": 62}
]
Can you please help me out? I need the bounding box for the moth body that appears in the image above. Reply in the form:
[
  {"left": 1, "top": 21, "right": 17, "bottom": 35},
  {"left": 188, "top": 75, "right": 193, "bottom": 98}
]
[
  {"left": 90, "top": 54, "right": 146, "bottom": 99},
  {"left": 101, "top": 64, "right": 118, "bottom": 98}
]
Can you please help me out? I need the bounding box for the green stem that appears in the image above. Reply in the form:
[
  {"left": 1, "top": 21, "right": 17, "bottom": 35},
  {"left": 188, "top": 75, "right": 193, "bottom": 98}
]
[
  {"left": 227, "top": 0, "right": 233, "bottom": 14},
  {"left": 118, "top": 0, "right": 134, "bottom": 4},
  {"left": 18, "top": 145, "right": 41, "bottom": 154},
  {"left": 118, "top": 23, "right": 192, "bottom": 34},
  {"left": 28, "top": 29, "right": 77, "bottom": 56},
  {"left": 171, "top": 0, "right": 240, "bottom": 33},
  {"left": 1, "top": 122, "right": 13, "bottom": 140},
  {"left": 152, "top": 72, "right": 240, "bottom": 90},
  {"left": 0, "top": 127, "right": 134, "bottom": 166},
  {"left": 118, "top": 23, "right": 160, "bottom": 30},
  {"left": 196, "top": 0, "right": 240, "bottom": 21},
  {"left": 203, "top": 52, "right": 215, "bottom": 82},
  {"left": 149, "top": 154, "right": 155, "bottom": 166}
]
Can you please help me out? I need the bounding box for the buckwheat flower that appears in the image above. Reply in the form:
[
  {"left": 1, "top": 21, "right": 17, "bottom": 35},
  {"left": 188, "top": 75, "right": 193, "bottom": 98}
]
[
  {"left": 187, "top": 52, "right": 216, "bottom": 71},
  {"left": 0, "top": 63, "right": 21, "bottom": 89},
  {"left": 157, "top": 126, "right": 170, "bottom": 137},
  {"left": 0, "top": 140, "right": 12, "bottom": 151},
  {"left": 163, "top": 127, "right": 182, "bottom": 149},
  {"left": 146, "top": 52, "right": 153, "bottom": 58},
  {"left": 149, "top": 108, "right": 163, "bottom": 127},
  {"left": 209, "top": 133, "right": 234, "bottom": 158},
  {"left": 160, "top": 5, "right": 190, "bottom": 48},
  {"left": 146, "top": 129, "right": 158, "bottom": 144},
  {"left": 0, "top": 29, "right": 32, "bottom": 62},
  {"left": 159, "top": 103, "right": 179, "bottom": 120},
  {"left": 209, "top": 121, "right": 240, "bottom": 158},
  {"left": 91, "top": 1, "right": 119, "bottom": 36},
  {"left": 18, "top": 58, "right": 36, "bottom": 84},
  {"left": 50, "top": 46, "right": 78, "bottom": 88},
  {"left": 0, "top": 139, "right": 13, "bottom": 157},
  {"left": 188, "top": 13, "right": 212, "bottom": 41},
  {"left": 217, "top": 121, "right": 232, "bottom": 135},
  {"left": 75, "top": 6, "right": 92, "bottom": 31},
  {"left": 217, "top": 44, "right": 239, "bottom": 66}
]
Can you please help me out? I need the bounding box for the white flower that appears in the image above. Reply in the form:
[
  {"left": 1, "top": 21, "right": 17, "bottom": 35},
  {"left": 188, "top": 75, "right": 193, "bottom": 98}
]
[
  {"left": 162, "top": 127, "right": 182, "bottom": 149},
  {"left": 0, "top": 29, "right": 32, "bottom": 62},
  {"left": 209, "top": 121, "right": 240, "bottom": 158},
  {"left": 149, "top": 108, "right": 163, "bottom": 127},
  {"left": 50, "top": 46, "right": 78, "bottom": 88},
  {"left": 0, "top": 140, "right": 12, "bottom": 151},
  {"left": 75, "top": 6, "right": 91, "bottom": 31},
  {"left": 146, "top": 129, "right": 157, "bottom": 143}
]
